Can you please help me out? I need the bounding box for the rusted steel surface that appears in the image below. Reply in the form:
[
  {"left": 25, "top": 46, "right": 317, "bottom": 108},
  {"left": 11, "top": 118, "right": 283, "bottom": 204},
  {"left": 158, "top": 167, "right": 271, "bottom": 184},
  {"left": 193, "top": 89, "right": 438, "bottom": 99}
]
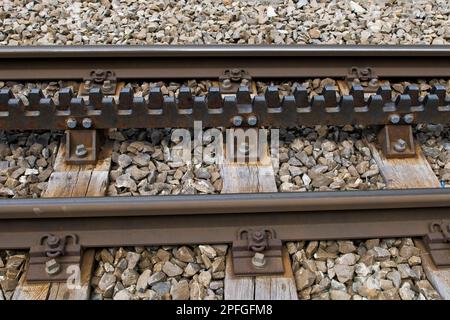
[
  {"left": 0, "top": 188, "right": 448, "bottom": 219},
  {"left": 1, "top": 45, "right": 450, "bottom": 80},
  {"left": 0, "top": 84, "right": 449, "bottom": 130},
  {"left": 2, "top": 189, "right": 450, "bottom": 277}
]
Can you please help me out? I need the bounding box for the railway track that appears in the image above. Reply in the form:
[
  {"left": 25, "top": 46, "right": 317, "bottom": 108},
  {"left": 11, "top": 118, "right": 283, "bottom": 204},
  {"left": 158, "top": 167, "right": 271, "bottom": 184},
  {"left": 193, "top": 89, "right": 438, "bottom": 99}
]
[{"left": 0, "top": 45, "right": 450, "bottom": 300}]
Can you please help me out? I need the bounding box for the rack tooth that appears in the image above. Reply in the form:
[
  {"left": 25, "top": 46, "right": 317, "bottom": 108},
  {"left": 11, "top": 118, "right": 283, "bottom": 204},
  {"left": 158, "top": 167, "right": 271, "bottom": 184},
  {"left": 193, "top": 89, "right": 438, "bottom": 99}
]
[
  {"left": 69, "top": 97, "right": 87, "bottom": 116},
  {"left": 350, "top": 85, "right": 365, "bottom": 109},
  {"left": 38, "top": 98, "right": 56, "bottom": 120},
  {"left": 163, "top": 96, "right": 177, "bottom": 118},
  {"left": 58, "top": 88, "right": 73, "bottom": 110},
  {"left": 236, "top": 86, "right": 251, "bottom": 106},
  {"left": 395, "top": 94, "right": 412, "bottom": 113},
  {"left": 293, "top": 86, "right": 308, "bottom": 109},
  {"left": 178, "top": 86, "right": 193, "bottom": 110},
  {"left": 8, "top": 98, "right": 25, "bottom": 118},
  {"left": 405, "top": 85, "right": 420, "bottom": 107},
  {"left": 432, "top": 85, "right": 446, "bottom": 106},
  {"left": 118, "top": 87, "right": 133, "bottom": 109},
  {"left": 322, "top": 86, "right": 337, "bottom": 109},
  {"left": 377, "top": 85, "right": 392, "bottom": 104},
  {"left": 29, "top": 88, "right": 45, "bottom": 109},
  {"left": 101, "top": 97, "right": 118, "bottom": 127},
  {"left": 148, "top": 87, "right": 163, "bottom": 109},
  {"left": 88, "top": 87, "right": 104, "bottom": 109},
  {"left": 265, "top": 86, "right": 280, "bottom": 108},
  {"left": 207, "top": 87, "right": 222, "bottom": 109},
  {"left": 0, "top": 89, "right": 13, "bottom": 111}
]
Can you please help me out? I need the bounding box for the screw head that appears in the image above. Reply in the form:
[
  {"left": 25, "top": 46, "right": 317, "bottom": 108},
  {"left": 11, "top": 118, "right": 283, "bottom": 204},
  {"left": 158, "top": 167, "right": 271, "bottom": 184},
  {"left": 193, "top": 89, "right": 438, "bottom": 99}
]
[
  {"left": 75, "top": 144, "right": 88, "bottom": 158},
  {"left": 252, "top": 253, "right": 266, "bottom": 268},
  {"left": 66, "top": 118, "right": 77, "bottom": 129},
  {"left": 45, "top": 259, "right": 61, "bottom": 276},
  {"left": 82, "top": 118, "right": 92, "bottom": 129},
  {"left": 222, "top": 79, "right": 232, "bottom": 89},
  {"left": 389, "top": 114, "right": 400, "bottom": 124},
  {"left": 394, "top": 139, "right": 407, "bottom": 152},
  {"left": 247, "top": 115, "right": 257, "bottom": 126},
  {"left": 232, "top": 115, "right": 243, "bottom": 126},
  {"left": 403, "top": 113, "right": 414, "bottom": 124}
]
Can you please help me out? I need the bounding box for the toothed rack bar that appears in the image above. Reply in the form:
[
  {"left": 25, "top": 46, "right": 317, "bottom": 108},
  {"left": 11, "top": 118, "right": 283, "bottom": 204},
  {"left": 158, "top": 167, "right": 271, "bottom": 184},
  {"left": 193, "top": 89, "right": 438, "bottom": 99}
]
[{"left": 0, "top": 84, "right": 449, "bottom": 129}]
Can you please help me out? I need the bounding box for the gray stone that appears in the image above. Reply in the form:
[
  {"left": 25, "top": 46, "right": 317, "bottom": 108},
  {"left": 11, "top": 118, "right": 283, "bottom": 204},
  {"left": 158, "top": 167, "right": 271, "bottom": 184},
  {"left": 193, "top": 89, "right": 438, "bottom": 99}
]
[
  {"left": 98, "top": 273, "right": 116, "bottom": 292},
  {"left": 336, "top": 253, "right": 358, "bottom": 266},
  {"left": 136, "top": 269, "right": 151, "bottom": 293},
  {"left": 174, "top": 246, "right": 195, "bottom": 263},
  {"left": 126, "top": 251, "right": 141, "bottom": 270},
  {"left": 399, "top": 282, "right": 416, "bottom": 300},
  {"left": 121, "top": 269, "right": 139, "bottom": 287},
  {"left": 198, "top": 270, "right": 212, "bottom": 287},
  {"left": 334, "top": 264, "right": 355, "bottom": 283},
  {"left": 162, "top": 261, "right": 183, "bottom": 277},
  {"left": 148, "top": 271, "right": 167, "bottom": 286},
  {"left": 372, "top": 247, "right": 390, "bottom": 261},
  {"left": 184, "top": 263, "right": 201, "bottom": 277},
  {"left": 338, "top": 241, "right": 357, "bottom": 254},
  {"left": 171, "top": 280, "right": 190, "bottom": 300},
  {"left": 152, "top": 281, "right": 171, "bottom": 296},
  {"left": 114, "top": 289, "right": 135, "bottom": 300},
  {"left": 330, "top": 290, "right": 351, "bottom": 300},
  {"left": 294, "top": 267, "right": 316, "bottom": 290},
  {"left": 118, "top": 154, "right": 132, "bottom": 168}
]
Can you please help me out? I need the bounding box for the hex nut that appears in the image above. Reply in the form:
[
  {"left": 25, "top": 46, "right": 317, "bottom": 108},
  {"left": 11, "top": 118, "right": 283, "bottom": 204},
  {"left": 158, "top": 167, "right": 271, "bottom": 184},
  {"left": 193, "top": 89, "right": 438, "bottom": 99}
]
[
  {"left": 252, "top": 252, "right": 266, "bottom": 268},
  {"left": 45, "top": 259, "right": 61, "bottom": 276}
]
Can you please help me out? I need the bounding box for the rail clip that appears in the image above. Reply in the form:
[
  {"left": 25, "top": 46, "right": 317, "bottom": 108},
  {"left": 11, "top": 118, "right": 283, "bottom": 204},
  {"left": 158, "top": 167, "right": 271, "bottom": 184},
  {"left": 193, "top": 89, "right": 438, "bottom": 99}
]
[{"left": 231, "top": 227, "right": 284, "bottom": 276}]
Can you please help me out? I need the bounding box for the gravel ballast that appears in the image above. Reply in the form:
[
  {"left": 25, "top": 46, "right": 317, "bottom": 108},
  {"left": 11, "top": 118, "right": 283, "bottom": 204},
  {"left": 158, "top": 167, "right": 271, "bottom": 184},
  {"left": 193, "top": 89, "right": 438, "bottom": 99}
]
[
  {"left": 287, "top": 238, "right": 441, "bottom": 300},
  {"left": 90, "top": 244, "right": 228, "bottom": 300},
  {"left": 0, "top": 0, "right": 448, "bottom": 45}
]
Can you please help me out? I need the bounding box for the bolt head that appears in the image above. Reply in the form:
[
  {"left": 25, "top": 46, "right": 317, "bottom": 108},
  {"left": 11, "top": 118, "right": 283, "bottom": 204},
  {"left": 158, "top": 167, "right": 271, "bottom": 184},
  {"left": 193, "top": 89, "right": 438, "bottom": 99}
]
[
  {"left": 394, "top": 139, "right": 407, "bottom": 152},
  {"left": 247, "top": 115, "right": 257, "bottom": 126},
  {"left": 82, "top": 118, "right": 92, "bottom": 129},
  {"left": 222, "top": 79, "right": 232, "bottom": 89},
  {"left": 232, "top": 116, "right": 243, "bottom": 126},
  {"left": 389, "top": 114, "right": 400, "bottom": 124},
  {"left": 252, "top": 253, "right": 266, "bottom": 268},
  {"left": 75, "top": 144, "right": 88, "bottom": 158},
  {"left": 45, "top": 259, "right": 61, "bottom": 276},
  {"left": 66, "top": 118, "right": 77, "bottom": 129},
  {"left": 403, "top": 113, "right": 414, "bottom": 124}
]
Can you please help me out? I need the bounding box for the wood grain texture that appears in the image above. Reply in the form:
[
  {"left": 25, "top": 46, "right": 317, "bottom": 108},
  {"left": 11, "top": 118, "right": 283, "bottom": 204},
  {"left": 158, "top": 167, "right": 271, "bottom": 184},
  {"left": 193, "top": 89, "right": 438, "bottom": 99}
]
[
  {"left": 14, "top": 140, "right": 112, "bottom": 300},
  {"left": 414, "top": 240, "right": 450, "bottom": 300},
  {"left": 221, "top": 139, "right": 297, "bottom": 300},
  {"left": 367, "top": 141, "right": 440, "bottom": 189}
]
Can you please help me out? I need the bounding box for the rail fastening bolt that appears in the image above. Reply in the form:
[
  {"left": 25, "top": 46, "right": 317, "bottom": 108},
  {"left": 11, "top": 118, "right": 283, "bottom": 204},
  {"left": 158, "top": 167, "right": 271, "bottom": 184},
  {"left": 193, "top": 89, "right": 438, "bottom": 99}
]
[
  {"left": 394, "top": 139, "right": 407, "bottom": 152},
  {"left": 389, "top": 114, "right": 400, "bottom": 124},
  {"left": 222, "top": 79, "right": 232, "bottom": 89},
  {"left": 403, "top": 113, "right": 414, "bottom": 124},
  {"left": 66, "top": 118, "right": 77, "bottom": 129},
  {"left": 75, "top": 144, "right": 88, "bottom": 158},
  {"left": 82, "top": 118, "right": 92, "bottom": 129},
  {"left": 102, "top": 80, "right": 112, "bottom": 91},
  {"left": 252, "top": 252, "right": 266, "bottom": 268},
  {"left": 247, "top": 115, "right": 257, "bottom": 126},
  {"left": 232, "top": 115, "right": 243, "bottom": 126},
  {"left": 45, "top": 259, "right": 61, "bottom": 276}
]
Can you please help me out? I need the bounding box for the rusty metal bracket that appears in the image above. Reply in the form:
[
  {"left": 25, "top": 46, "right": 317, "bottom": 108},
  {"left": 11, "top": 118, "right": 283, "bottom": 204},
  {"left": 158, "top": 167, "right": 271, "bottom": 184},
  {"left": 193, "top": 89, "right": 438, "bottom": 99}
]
[
  {"left": 346, "top": 66, "right": 379, "bottom": 92},
  {"left": 378, "top": 125, "right": 416, "bottom": 158},
  {"left": 65, "top": 129, "right": 99, "bottom": 165},
  {"left": 232, "top": 227, "right": 284, "bottom": 276},
  {"left": 423, "top": 220, "right": 450, "bottom": 267},
  {"left": 219, "top": 69, "right": 252, "bottom": 93},
  {"left": 80, "top": 69, "right": 117, "bottom": 95},
  {"left": 27, "top": 233, "right": 81, "bottom": 282}
]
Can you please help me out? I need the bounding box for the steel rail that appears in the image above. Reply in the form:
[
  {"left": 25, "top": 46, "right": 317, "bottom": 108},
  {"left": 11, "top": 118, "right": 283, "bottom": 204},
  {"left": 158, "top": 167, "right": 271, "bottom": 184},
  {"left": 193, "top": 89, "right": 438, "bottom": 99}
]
[
  {"left": 0, "top": 45, "right": 449, "bottom": 80},
  {"left": 0, "top": 188, "right": 449, "bottom": 249}
]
